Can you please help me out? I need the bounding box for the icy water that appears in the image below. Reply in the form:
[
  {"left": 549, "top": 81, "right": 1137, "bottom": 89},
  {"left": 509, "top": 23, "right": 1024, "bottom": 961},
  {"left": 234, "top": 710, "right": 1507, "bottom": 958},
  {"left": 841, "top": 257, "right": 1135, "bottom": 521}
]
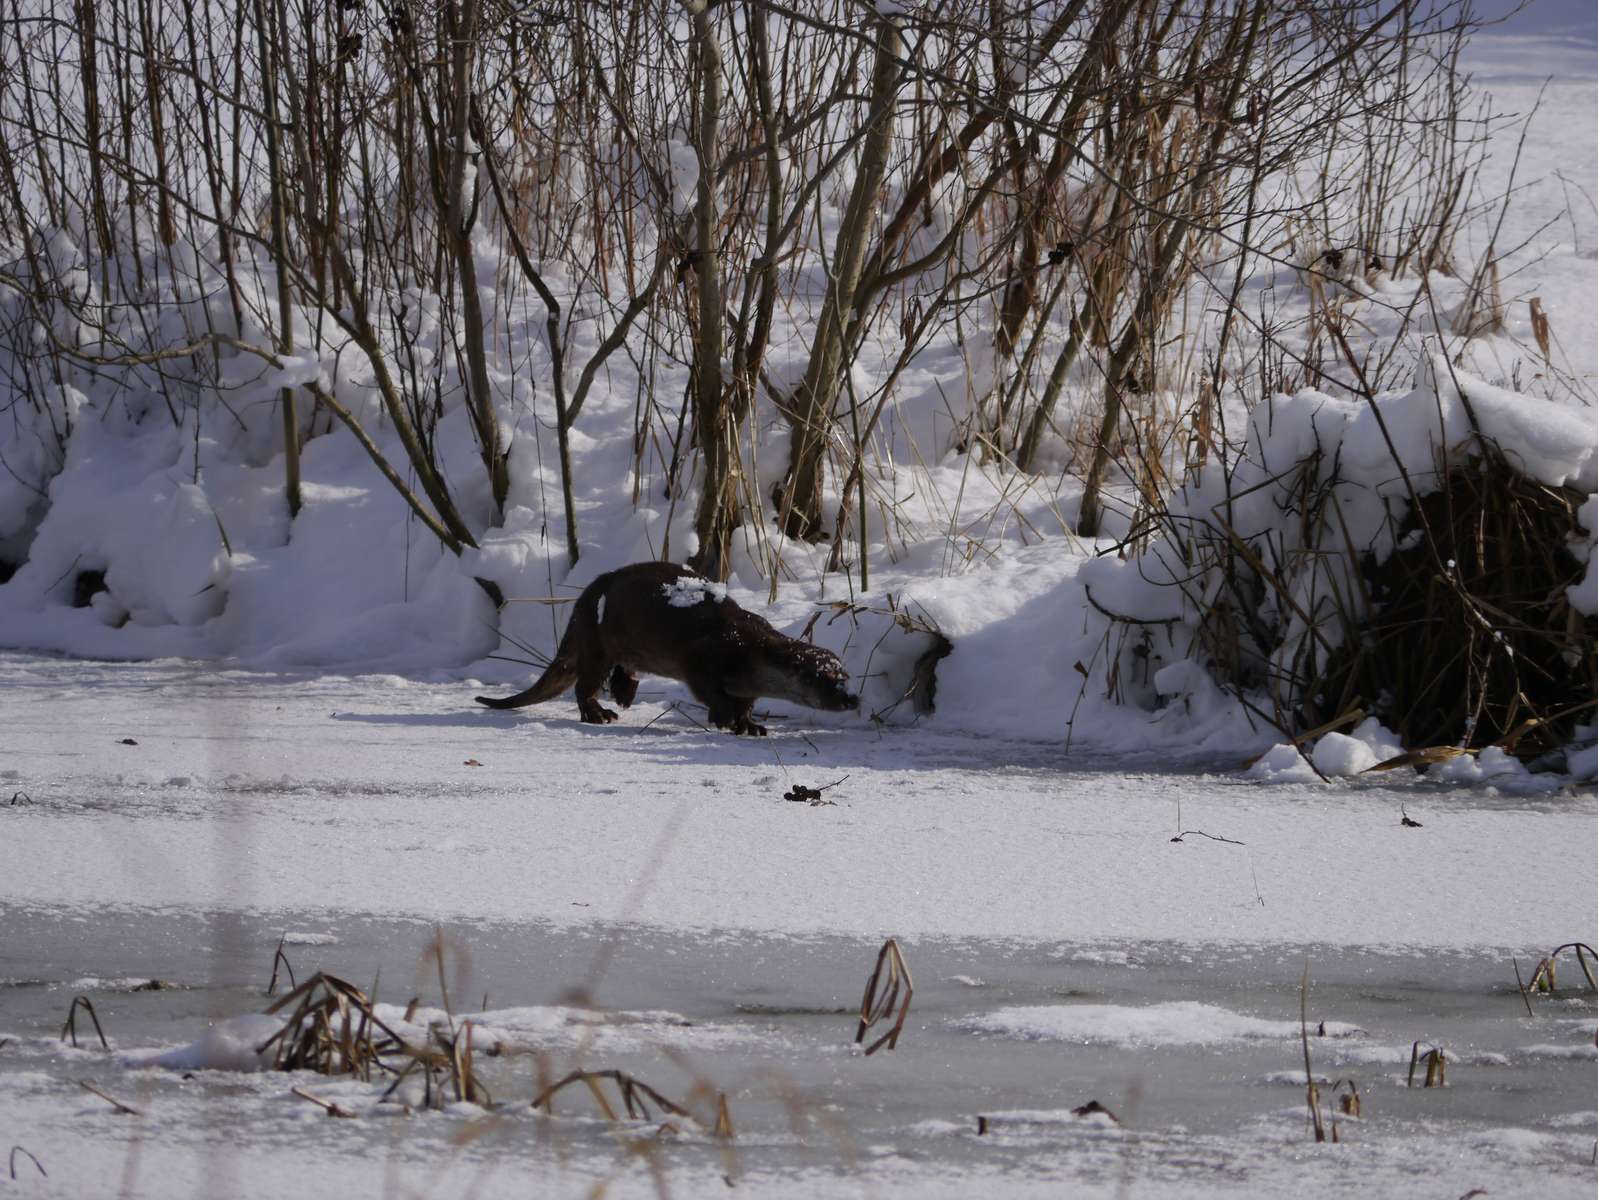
[{"left": 3, "top": 907, "right": 1597, "bottom": 1198}]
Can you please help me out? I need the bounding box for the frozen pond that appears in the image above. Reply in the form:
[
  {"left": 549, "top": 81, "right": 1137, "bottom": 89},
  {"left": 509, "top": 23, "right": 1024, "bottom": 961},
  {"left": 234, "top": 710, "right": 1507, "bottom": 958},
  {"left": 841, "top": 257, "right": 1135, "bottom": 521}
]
[
  {"left": 3, "top": 908, "right": 1597, "bottom": 1198},
  {"left": 2, "top": 654, "right": 1597, "bottom": 1196}
]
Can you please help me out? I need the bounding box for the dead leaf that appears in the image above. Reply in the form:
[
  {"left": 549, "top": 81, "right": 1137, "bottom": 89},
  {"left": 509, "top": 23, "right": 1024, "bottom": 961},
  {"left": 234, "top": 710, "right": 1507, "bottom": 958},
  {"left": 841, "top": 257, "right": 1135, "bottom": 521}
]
[
  {"left": 1363, "top": 746, "right": 1473, "bottom": 772},
  {"left": 1530, "top": 295, "right": 1552, "bottom": 361}
]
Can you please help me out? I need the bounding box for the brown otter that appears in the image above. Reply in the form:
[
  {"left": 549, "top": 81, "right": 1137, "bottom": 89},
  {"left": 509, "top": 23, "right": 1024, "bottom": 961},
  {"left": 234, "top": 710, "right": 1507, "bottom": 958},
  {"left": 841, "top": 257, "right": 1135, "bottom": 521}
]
[{"left": 476, "top": 562, "right": 858, "bottom": 735}]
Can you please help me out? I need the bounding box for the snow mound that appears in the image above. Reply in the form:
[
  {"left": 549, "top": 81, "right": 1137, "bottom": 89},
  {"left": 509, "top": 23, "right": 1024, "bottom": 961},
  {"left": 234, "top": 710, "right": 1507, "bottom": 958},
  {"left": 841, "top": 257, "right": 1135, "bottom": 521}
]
[
  {"left": 1248, "top": 744, "right": 1320, "bottom": 784},
  {"left": 125, "top": 1013, "right": 286, "bottom": 1073}
]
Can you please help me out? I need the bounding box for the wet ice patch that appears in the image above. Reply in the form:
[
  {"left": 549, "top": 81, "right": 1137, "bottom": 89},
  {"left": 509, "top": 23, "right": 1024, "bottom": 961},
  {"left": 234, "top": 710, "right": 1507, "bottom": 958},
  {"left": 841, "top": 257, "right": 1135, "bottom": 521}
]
[
  {"left": 67, "top": 976, "right": 178, "bottom": 992},
  {"left": 661, "top": 576, "right": 728, "bottom": 607},
  {"left": 279, "top": 931, "right": 339, "bottom": 947},
  {"left": 377, "top": 1002, "right": 764, "bottom": 1055},
  {"left": 957, "top": 1001, "right": 1361, "bottom": 1047},
  {"left": 1467, "top": 1126, "right": 1565, "bottom": 1160},
  {"left": 1523, "top": 1041, "right": 1598, "bottom": 1060},
  {"left": 1261, "top": 1069, "right": 1331, "bottom": 1085},
  {"left": 1549, "top": 1111, "right": 1598, "bottom": 1129},
  {"left": 971, "top": 1107, "right": 1122, "bottom": 1133},
  {"left": 1060, "top": 948, "right": 1138, "bottom": 968},
  {"left": 1330, "top": 1044, "right": 1506, "bottom": 1067}
]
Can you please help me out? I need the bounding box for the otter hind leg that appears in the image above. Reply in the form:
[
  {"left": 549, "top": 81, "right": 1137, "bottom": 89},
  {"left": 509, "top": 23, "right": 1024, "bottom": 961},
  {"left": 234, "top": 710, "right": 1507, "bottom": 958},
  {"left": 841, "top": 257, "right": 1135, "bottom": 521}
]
[
  {"left": 577, "top": 696, "right": 620, "bottom": 724},
  {"left": 575, "top": 656, "right": 619, "bottom": 725},
  {"left": 608, "top": 666, "right": 640, "bottom": 708}
]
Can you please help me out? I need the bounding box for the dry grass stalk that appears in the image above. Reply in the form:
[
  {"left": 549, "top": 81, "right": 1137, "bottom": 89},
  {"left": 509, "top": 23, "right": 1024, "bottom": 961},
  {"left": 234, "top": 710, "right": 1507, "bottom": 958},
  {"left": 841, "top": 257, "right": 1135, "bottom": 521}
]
[
  {"left": 531, "top": 1069, "right": 705, "bottom": 1128},
  {"left": 1407, "top": 1042, "right": 1447, "bottom": 1088},
  {"left": 258, "top": 970, "right": 491, "bottom": 1107},
  {"left": 855, "top": 938, "right": 913, "bottom": 1056},
  {"left": 1526, "top": 942, "right": 1598, "bottom": 995},
  {"left": 1453, "top": 256, "right": 1506, "bottom": 339},
  {"left": 1333, "top": 1080, "right": 1360, "bottom": 1118},
  {"left": 1364, "top": 746, "right": 1474, "bottom": 773},
  {"left": 266, "top": 934, "right": 296, "bottom": 996},
  {"left": 1330, "top": 1078, "right": 1360, "bottom": 1143},
  {"left": 59, "top": 995, "right": 109, "bottom": 1050},
  {"left": 76, "top": 1079, "right": 140, "bottom": 1116},
  {"left": 291, "top": 1085, "right": 358, "bottom": 1118},
  {"left": 8, "top": 1146, "right": 47, "bottom": 1180},
  {"left": 1513, "top": 957, "right": 1536, "bottom": 1017},
  {"left": 712, "top": 1092, "right": 735, "bottom": 1140},
  {"left": 258, "top": 972, "right": 406, "bottom": 1081},
  {"left": 1300, "top": 963, "right": 1325, "bottom": 1143},
  {"left": 1529, "top": 296, "right": 1553, "bottom": 362}
]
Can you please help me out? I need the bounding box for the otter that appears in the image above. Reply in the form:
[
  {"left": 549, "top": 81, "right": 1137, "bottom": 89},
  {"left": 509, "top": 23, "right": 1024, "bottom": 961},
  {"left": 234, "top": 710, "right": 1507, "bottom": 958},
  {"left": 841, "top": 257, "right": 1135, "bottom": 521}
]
[{"left": 476, "top": 562, "right": 859, "bottom": 735}]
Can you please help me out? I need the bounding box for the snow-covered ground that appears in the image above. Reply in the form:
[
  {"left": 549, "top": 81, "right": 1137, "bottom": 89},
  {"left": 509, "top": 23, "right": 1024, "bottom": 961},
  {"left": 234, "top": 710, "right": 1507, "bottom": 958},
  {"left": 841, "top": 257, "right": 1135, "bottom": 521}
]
[{"left": 3, "top": 654, "right": 1595, "bottom": 947}]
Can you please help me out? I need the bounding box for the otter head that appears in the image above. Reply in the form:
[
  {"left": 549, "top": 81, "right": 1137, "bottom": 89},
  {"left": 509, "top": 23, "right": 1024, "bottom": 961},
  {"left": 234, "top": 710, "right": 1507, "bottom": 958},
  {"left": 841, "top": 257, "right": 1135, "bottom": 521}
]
[{"left": 756, "top": 642, "right": 859, "bottom": 712}]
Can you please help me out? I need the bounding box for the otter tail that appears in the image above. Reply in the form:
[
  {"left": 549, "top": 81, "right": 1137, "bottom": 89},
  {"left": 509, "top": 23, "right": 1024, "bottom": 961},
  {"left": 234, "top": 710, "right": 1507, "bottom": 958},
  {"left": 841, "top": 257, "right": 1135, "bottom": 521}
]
[
  {"left": 475, "top": 572, "right": 611, "bottom": 710},
  {"left": 474, "top": 662, "right": 576, "bottom": 709}
]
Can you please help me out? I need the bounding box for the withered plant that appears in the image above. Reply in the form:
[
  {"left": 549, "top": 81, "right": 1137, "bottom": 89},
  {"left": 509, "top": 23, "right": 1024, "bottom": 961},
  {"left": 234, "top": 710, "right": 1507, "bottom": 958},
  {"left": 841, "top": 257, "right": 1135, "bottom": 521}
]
[
  {"left": 1407, "top": 1041, "right": 1447, "bottom": 1088},
  {"left": 855, "top": 937, "right": 913, "bottom": 1056},
  {"left": 1526, "top": 942, "right": 1598, "bottom": 995},
  {"left": 59, "top": 995, "right": 109, "bottom": 1050},
  {"left": 1316, "top": 447, "right": 1598, "bottom": 756}
]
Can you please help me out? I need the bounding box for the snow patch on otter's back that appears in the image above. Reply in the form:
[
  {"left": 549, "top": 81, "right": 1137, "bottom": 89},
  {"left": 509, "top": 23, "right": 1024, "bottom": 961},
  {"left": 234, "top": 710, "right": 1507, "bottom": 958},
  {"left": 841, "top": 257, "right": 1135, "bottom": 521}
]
[{"left": 661, "top": 577, "right": 728, "bottom": 607}]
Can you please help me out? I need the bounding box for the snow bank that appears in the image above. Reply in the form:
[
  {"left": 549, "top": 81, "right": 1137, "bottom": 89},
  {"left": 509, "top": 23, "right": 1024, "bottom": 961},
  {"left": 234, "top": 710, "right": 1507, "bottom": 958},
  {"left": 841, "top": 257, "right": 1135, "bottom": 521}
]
[
  {"left": 1073, "top": 358, "right": 1598, "bottom": 763},
  {"left": 4, "top": 174, "right": 1598, "bottom": 765}
]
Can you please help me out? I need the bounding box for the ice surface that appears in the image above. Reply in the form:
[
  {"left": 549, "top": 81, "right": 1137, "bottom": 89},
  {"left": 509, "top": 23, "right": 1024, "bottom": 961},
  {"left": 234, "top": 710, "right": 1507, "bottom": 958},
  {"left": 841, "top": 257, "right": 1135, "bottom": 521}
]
[{"left": 958, "top": 1001, "right": 1364, "bottom": 1047}]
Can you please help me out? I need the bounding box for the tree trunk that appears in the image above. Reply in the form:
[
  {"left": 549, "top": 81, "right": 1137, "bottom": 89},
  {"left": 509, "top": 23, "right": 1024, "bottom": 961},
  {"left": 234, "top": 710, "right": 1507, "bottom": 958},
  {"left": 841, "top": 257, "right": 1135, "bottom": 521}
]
[
  {"left": 683, "top": 0, "right": 733, "bottom": 579},
  {"left": 775, "top": 13, "right": 902, "bottom": 542},
  {"left": 445, "top": 0, "right": 508, "bottom": 519},
  {"left": 254, "top": 0, "right": 300, "bottom": 519}
]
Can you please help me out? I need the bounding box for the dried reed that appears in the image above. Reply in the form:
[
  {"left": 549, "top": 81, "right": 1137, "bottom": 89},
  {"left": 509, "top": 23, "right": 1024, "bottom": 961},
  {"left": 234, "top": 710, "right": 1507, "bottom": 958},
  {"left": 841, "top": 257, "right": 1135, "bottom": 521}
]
[
  {"left": 59, "top": 996, "right": 109, "bottom": 1050},
  {"left": 1526, "top": 942, "right": 1598, "bottom": 995},
  {"left": 855, "top": 938, "right": 913, "bottom": 1056},
  {"left": 1407, "top": 1042, "right": 1447, "bottom": 1088}
]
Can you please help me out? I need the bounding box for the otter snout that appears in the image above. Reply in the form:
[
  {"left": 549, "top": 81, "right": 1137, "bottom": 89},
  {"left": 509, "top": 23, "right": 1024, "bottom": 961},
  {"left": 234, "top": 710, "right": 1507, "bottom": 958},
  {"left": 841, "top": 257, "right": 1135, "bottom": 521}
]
[{"left": 806, "top": 665, "right": 859, "bottom": 712}]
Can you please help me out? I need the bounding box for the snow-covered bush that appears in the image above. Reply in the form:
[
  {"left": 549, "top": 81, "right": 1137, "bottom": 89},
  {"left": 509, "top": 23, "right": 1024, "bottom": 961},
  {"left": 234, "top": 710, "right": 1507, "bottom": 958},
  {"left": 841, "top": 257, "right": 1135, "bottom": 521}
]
[{"left": 1085, "top": 358, "right": 1598, "bottom": 757}]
